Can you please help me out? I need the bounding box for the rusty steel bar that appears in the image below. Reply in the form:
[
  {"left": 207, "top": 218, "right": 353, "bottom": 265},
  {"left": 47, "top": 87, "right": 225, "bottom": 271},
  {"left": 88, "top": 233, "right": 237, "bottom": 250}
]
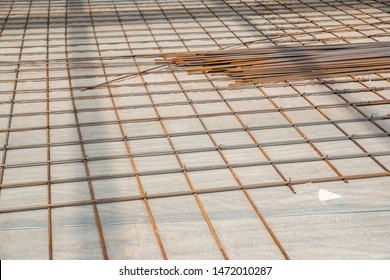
[
  {"left": 0, "top": 171, "right": 388, "bottom": 214},
  {"left": 162, "top": 42, "right": 390, "bottom": 85},
  {"left": 0, "top": 0, "right": 31, "bottom": 196},
  {"left": 45, "top": 0, "right": 53, "bottom": 260},
  {"left": 88, "top": 0, "right": 169, "bottom": 260},
  {"left": 133, "top": 0, "right": 230, "bottom": 259},
  {"left": 64, "top": 0, "right": 109, "bottom": 260}
]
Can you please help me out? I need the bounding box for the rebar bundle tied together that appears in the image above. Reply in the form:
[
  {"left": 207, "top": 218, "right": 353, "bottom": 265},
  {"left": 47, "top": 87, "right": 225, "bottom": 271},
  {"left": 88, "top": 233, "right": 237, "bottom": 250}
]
[{"left": 161, "top": 42, "right": 390, "bottom": 85}]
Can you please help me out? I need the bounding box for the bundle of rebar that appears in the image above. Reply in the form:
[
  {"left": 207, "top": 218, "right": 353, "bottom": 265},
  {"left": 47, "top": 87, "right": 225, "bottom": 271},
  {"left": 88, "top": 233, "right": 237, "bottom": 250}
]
[{"left": 160, "top": 42, "right": 390, "bottom": 85}]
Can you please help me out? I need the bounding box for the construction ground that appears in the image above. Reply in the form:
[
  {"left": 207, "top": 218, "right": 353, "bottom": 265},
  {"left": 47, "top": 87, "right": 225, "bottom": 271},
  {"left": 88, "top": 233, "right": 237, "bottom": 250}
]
[{"left": 0, "top": 0, "right": 389, "bottom": 260}]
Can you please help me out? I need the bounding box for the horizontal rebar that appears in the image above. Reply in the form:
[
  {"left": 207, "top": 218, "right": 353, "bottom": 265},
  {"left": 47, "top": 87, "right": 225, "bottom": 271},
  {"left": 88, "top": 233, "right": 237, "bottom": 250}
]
[
  {"left": 163, "top": 42, "right": 390, "bottom": 84},
  {"left": 0, "top": 171, "right": 388, "bottom": 214}
]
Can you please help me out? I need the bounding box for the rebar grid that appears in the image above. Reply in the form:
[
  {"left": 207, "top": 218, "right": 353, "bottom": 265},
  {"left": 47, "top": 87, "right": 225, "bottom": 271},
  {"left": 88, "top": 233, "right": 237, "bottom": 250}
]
[{"left": 0, "top": 0, "right": 389, "bottom": 260}]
